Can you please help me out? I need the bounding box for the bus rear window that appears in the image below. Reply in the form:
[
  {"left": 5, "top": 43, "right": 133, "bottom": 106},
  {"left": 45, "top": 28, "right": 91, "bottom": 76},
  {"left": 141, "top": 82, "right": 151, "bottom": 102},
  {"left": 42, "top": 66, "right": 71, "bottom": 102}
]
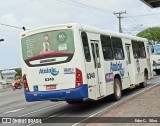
[{"left": 21, "top": 29, "right": 74, "bottom": 67}]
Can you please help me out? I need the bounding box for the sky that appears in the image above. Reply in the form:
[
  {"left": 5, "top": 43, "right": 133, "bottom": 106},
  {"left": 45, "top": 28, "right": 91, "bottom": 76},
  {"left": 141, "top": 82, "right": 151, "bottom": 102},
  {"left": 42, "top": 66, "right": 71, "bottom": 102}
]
[{"left": 0, "top": 0, "right": 160, "bottom": 68}]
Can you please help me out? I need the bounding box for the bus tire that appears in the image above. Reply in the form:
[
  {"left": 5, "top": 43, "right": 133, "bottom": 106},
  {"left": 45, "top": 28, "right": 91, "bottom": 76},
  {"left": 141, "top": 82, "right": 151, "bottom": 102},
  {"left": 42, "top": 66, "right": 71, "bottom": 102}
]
[
  {"left": 155, "top": 70, "right": 160, "bottom": 75},
  {"left": 66, "top": 99, "right": 83, "bottom": 104},
  {"left": 113, "top": 78, "right": 122, "bottom": 101},
  {"left": 140, "top": 71, "right": 148, "bottom": 88}
]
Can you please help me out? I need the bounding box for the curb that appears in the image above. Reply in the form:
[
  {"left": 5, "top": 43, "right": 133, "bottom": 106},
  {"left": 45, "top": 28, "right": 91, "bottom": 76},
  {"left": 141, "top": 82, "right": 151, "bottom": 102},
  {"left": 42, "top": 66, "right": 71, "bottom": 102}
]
[{"left": 73, "top": 83, "right": 160, "bottom": 126}]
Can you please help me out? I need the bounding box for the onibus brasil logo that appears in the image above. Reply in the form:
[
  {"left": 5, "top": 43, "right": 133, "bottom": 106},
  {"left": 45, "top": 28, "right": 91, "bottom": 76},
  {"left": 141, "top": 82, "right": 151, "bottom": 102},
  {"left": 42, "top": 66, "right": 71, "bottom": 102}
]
[{"left": 39, "top": 68, "right": 59, "bottom": 76}]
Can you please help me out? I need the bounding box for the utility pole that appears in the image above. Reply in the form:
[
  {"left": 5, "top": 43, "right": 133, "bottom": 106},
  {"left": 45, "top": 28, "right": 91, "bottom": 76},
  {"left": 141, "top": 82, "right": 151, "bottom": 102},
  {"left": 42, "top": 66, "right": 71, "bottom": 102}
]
[{"left": 114, "top": 11, "right": 126, "bottom": 33}]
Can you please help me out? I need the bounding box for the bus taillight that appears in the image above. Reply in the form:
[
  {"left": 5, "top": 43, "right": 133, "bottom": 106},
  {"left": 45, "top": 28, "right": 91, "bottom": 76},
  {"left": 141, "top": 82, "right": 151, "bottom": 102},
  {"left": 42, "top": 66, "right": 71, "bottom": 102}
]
[
  {"left": 23, "top": 74, "right": 30, "bottom": 92},
  {"left": 22, "top": 34, "right": 26, "bottom": 37},
  {"left": 67, "top": 26, "right": 72, "bottom": 28},
  {"left": 75, "top": 68, "right": 83, "bottom": 88}
]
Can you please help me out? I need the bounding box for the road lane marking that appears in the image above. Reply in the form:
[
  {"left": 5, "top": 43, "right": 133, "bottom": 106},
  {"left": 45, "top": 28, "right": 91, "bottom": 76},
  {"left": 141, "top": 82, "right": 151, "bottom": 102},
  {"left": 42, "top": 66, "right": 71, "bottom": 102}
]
[
  {"left": 150, "top": 81, "right": 160, "bottom": 84},
  {"left": 18, "top": 102, "right": 65, "bottom": 117},
  {"left": 0, "top": 108, "right": 25, "bottom": 115},
  {"left": 26, "top": 110, "right": 69, "bottom": 126},
  {"left": 0, "top": 102, "right": 27, "bottom": 111},
  {"left": 72, "top": 83, "right": 160, "bottom": 126},
  {"left": 0, "top": 99, "right": 46, "bottom": 111}
]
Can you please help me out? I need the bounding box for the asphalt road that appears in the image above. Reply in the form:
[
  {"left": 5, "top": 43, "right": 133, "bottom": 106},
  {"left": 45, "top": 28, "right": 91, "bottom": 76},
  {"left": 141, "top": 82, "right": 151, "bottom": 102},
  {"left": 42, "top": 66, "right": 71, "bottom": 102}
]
[{"left": 0, "top": 75, "right": 160, "bottom": 126}]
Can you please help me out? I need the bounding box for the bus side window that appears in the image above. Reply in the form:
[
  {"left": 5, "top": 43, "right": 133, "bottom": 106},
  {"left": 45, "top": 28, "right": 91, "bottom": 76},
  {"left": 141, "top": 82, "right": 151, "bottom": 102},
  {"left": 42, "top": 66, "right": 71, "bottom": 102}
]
[
  {"left": 111, "top": 37, "right": 124, "bottom": 60},
  {"left": 100, "top": 35, "right": 113, "bottom": 60},
  {"left": 132, "top": 40, "right": 140, "bottom": 59},
  {"left": 91, "top": 43, "right": 96, "bottom": 68},
  {"left": 95, "top": 43, "right": 101, "bottom": 68},
  {"left": 138, "top": 41, "right": 146, "bottom": 58},
  {"left": 81, "top": 32, "right": 91, "bottom": 62}
]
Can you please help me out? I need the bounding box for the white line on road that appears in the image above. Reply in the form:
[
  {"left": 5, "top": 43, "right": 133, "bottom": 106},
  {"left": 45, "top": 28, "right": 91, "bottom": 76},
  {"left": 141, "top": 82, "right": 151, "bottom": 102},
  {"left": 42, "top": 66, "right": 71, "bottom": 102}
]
[
  {"left": 149, "top": 81, "right": 160, "bottom": 84},
  {"left": 26, "top": 110, "right": 69, "bottom": 126},
  {"left": 0, "top": 102, "right": 27, "bottom": 111},
  {"left": 72, "top": 82, "right": 160, "bottom": 126},
  {"left": 18, "top": 102, "right": 65, "bottom": 117},
  {"left": 0, "top": 108, "right": 25, "bottom": 115}
]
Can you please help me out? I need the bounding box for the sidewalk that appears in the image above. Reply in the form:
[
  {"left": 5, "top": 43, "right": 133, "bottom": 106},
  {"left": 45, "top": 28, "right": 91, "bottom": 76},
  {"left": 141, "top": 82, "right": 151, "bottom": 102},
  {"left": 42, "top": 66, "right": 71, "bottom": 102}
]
[{"left": 87, "top": 84, "right": 160, "bottom": 126}]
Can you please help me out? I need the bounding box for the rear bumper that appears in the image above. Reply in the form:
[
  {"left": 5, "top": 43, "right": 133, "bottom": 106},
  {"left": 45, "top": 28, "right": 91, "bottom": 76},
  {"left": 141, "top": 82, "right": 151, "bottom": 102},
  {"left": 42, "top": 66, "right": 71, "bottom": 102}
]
[{"left": 24, "top": 84, "right": 88, "bottom": 102}]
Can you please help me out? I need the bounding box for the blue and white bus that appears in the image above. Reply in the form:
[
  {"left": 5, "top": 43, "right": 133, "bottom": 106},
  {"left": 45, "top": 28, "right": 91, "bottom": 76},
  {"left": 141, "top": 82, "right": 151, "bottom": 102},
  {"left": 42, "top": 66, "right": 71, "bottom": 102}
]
[
  {"left": 20, "top": 23, "right": 152, "bottom": 104},
  {"left": 150, "top": 44, "right": 160, "bottom": 75}
]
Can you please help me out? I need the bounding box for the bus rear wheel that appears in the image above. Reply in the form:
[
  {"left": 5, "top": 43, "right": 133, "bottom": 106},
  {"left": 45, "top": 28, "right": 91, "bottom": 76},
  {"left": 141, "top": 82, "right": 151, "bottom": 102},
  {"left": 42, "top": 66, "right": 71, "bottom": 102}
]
[
  {"left": 155, "top": 70, "right": 160, "bottom": 75},
  {"left": 113, "top": 78, "right": 122, "bottom": 101},
  {"left": 66, "top": 99, "right": 83, "bottom": 104}
]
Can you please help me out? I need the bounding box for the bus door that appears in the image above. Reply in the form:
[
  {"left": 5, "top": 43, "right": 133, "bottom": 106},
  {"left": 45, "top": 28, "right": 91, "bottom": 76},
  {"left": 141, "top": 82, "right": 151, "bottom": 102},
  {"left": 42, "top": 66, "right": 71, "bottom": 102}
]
[
  {"left": 125, "top": 44, "right": 132, "bottom": 84},
  {"left": 90, "top": 40, "right": 104, "bottom": 99},
  {"left": 147, "top": 45, "right": 153, "bottom": 78}
]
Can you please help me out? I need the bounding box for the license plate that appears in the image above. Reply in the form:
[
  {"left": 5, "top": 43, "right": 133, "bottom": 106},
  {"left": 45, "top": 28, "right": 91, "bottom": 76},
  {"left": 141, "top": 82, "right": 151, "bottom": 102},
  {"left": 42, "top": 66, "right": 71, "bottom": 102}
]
[{"left": 46, "top": 85, "right": 56, "bottom": 90}]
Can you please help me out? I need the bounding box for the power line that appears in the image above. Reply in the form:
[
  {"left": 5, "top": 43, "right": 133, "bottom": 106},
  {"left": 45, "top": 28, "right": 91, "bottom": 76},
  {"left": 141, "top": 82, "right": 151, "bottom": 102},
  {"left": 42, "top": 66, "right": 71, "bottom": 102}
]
[
  {"left": 0, "top": 0, "right": 153, "bottom": 35},
  {"left": 56, "top": 0, "right": 150, "bottom": 34},
  {"left": 122, "top": 12, "right": 151, "bottom": 35},
  {"left": 123, "top": 24, "right": 160, "bottom": 27},
  {"left": 122, "top": 18, "right": 138, "bottom": 31},
  {"left": 56, "top": 0, "right": 118, "bottom": 27},
  {"left": 122, "top": 20, "right": 136, "bottom": 31},
  {"left": 125, "top": 13, "right": 139, "bottom": 25},
  {"left": 128, "top": 24, "right": 143, "bottom": 34},
  {"left": 56, "top": 0, "right": 114, "bottom": 14},
  {"left": 0, "top": 23, "right": 23, "bottom": 30},
  {"left": 123, "top": 24, "right": 144, "bottom": 35},
  {"left": 0, "top": 0, "right": 115, "bottom": 31},
  {"left": 0, "top": 22, "right": 29, "bottom": 31},
  {"left": 124, "top": 12, "right": 160, "bottom": 18}
]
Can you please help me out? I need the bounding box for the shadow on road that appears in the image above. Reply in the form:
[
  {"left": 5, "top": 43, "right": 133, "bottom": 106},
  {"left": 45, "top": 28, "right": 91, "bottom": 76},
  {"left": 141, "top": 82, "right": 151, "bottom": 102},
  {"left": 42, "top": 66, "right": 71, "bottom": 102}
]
[{"left": 45, "top": 84, "right": 149, "bottom": 118}]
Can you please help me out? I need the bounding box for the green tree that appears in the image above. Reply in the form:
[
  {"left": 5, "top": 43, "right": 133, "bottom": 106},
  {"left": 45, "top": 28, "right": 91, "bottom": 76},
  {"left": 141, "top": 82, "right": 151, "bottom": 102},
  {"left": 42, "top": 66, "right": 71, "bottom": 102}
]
[
  {"left": 15, "top": 68, "right": 22, "bottom": 78},
  {"left": 137, "top": 27, "right": 160, "bottom": 42}
]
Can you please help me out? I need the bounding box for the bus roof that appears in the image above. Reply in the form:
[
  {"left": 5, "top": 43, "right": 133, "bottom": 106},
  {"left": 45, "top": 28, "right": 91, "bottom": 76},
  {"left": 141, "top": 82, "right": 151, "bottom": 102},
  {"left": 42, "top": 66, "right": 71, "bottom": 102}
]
[
  {"left": 21, "top": 23, "right": 148, "bottom": 42},
  {"left": 80, "top": 24, "right": 148, "bottom": 42}
]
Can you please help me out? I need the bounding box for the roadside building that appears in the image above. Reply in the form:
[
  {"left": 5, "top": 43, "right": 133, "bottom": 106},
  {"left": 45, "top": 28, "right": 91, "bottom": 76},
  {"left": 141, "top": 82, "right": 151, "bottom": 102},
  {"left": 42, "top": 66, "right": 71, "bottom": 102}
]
[
  {"left": 140, "top": 0, "right": 160, "bottom": 8},
  {"left": 1, "top": 70, "right": 16, "bottom": 83}
]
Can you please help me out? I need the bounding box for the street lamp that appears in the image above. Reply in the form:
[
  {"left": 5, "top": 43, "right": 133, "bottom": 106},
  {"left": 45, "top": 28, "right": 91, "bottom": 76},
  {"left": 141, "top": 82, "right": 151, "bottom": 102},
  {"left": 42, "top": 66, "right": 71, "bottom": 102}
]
[
  {"left": 22, "top": 27, "right": 26, "bottom": 31},
  {"left": 0, "top": 39, "right": 4, "bottom": 41}
]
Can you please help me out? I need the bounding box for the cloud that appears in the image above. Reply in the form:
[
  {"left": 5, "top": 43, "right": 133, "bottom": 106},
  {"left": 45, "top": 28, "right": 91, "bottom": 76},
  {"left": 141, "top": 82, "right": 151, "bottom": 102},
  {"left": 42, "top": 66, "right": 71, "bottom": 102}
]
[
  {"left": 0, "top": 13, "right": 18, "bottom": 26},
  {"left": 0, "top": 0, "right": 159, "bottom": 68}
]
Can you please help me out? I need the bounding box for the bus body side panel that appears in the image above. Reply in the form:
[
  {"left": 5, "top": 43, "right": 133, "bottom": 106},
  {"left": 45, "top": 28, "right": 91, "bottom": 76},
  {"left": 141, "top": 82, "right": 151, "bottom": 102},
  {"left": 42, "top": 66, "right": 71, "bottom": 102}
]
[
  {"left": 135, "top": 60, "right": 146, "bottom": 83},
  {"left": 121, "top": 38, "right": 133, "bottom": 89},
  {"left": 103, "top": 60, "right": 127, "bottom": 95},
  {"left": 82, "top": 31, "right": 130, "bottom": 99},
  {"left": 82, "top": 32, "right": 106, "bottom": 100},
  {"left": 102, "top": 37, "right": 131, "bottom": 94},
  {"left": 132, "top": 42, "right": 148, "bottom": 85},
  {"left": 146, "top": 44, "right": 153, "bottom": 79}
]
